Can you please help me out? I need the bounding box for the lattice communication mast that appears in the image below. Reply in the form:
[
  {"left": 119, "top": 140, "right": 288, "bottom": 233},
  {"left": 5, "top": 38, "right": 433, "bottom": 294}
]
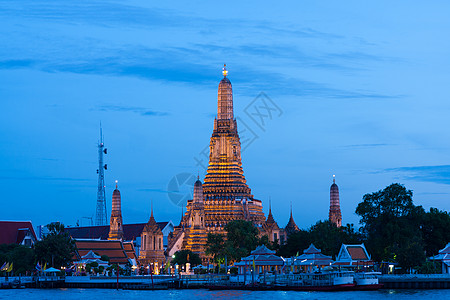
[{"left": 95, "top": 126, "right": 108, "bottom": 226}]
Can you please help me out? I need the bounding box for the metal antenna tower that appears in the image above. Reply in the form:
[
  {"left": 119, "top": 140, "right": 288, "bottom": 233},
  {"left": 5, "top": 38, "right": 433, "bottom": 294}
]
[{"left": 95, "top": 125, "right": 108, "bottom": 225}]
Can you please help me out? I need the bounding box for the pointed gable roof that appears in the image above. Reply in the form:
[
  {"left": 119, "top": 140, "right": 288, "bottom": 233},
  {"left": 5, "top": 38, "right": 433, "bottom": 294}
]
[
  {"left": 285, "top": 204, "right": 300, "bottom": 235},
  {"left": 0, "top": 221, "right": 37, "bottom": 245},
  {"left": 251, "top": 244, "right": 276, "bottom": 255},
  {"left": 74, "top": 239, "right": 130, "bottom": 264},
  {"left": 334, "top": 243, "right": 373, "bottom": 267},
  {"left": 262, "top": 203, "right": 280, "bottom": 232},
  {"left": 294, "top": 244, "right": 333, "bottom": 266},
  {"left": 66, "top": 222, "right": 169, "bottom": 241},
  {"left": 81, "top": 250, "right": 101, "bottom": 260},
  {"left": 235, "top": 244, "right": 283, "bottom": 267},
  {"left": 439, "top": 242, "right": 450, "bottom": 254},
  {"left": 143, "top": 207, "right": 163, "bottom": 235},
  {"left": 303, "top": 243, "right": 321, "bottom": 254},
  {"left": 429, "top": 243, "right": 450, "bottom": 261}
]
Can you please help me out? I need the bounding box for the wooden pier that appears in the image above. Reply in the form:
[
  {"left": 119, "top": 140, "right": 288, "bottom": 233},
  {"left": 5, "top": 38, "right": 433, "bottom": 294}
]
[{"left": 379, "top": 274, "right": 450, "bottom": 289}]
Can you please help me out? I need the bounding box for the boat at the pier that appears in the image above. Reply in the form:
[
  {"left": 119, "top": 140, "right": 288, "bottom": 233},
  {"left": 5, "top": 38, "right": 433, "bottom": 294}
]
[
  {"left": 211, "top": 271, "right": 356, "bottom": 291},
  {"left": 354, "top": 272, "right": 383, "bottom": 290}
]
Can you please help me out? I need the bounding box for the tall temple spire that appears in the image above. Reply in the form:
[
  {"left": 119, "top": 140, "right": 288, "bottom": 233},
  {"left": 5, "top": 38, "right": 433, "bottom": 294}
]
[
  {"left": 167, "top": 65, "right": 268, "bottom": 262},
  {"left": 285, "top": 201, "right": 299, "bottom": 236},
  {"left": 202, "top": 64, "right": 257, "bottom": 203},
  {"left": 329, "top": 175, "right": 342, "bottom": 227},
  {"left": 217, "top": 64, "right": 234, "bottom": 120},
  {"left": 150, "top": 199, "right": 154, "bottom": 220},
  {"left": 193, "top": 177, "right": 204, "bottom": 204},
  {"left": 222, "top": 64, "right": 228, "bottom": 77},
  {"left": 269, "top": 198, "right": 272, "bottom": 216},
  {"left": 108, "top": 180, "right": 124, "bottom": 240}
]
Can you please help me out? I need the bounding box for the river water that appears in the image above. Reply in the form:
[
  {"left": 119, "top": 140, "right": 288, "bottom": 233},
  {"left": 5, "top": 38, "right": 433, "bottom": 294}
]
[{"left": 1, "top": 289, "right": 450, "bottom": 300}]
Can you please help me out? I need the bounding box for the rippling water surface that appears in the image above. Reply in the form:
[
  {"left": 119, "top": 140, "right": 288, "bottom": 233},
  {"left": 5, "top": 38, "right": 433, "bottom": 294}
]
[{"left": 1, "top": 289, "right": 450, "bottom": 300}]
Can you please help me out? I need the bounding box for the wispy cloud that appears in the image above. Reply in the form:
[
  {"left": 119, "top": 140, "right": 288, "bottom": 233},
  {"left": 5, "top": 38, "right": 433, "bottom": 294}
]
[
  {"left": 341, "top": 143, "right": 392, "bottom": 149},
  {"left": 96, "top": 105, "right": 169, "bottom": 117},
  {"left": 384, "top": 165, "right": 450, "bottom": 185},
  {"left": 0, "top": 1, "right": 401, "bottom": 100},
  {"left": 0, "top": 175, "right": 92, "bottom": 182}
]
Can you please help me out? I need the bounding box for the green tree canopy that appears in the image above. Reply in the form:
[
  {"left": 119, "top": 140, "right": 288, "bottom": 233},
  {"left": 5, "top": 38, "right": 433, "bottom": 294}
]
[
  {"left": 355, "top": 183, "right": 425, "bottom": 271},
  {"left": 0, "top": 244, "right": 35, "bottom": 274},
  {"left": 421, "top": 207, "right": 450, "bottom": 256},
  {"left": 224, "top": 220, "right": 261, "bottom": 261},
  {"left": 172, "top": 249, "right": 201, "bottom": 266},
  {"left": 35, "top": 222, "right": 76, "bottom": 268},
  {"left": 278, "top": 220, "right": 361, "bottom": 258},
  {"left": 205, "top": 233, "right": 226, "bottom": 262},
  {"left": 205, "top": 220, "right": 269, "bottom": 263}
]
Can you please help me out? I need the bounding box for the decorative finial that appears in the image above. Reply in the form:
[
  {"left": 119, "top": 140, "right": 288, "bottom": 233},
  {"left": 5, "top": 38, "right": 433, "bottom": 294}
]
[
  {"left": 333, "top": 174, "right": 335, "bottom": 184},
  {"left": 150, "top": 199, "right": 153, "bottom": 218},
  {"left": 222, "top": 64, "right": 228, "bottom": 77},
  {"left": 115, "top": 180, "right": 118, "bottom": 189},
  {"left": 269, "top": 197, "right": 272, "bottom": 215}
]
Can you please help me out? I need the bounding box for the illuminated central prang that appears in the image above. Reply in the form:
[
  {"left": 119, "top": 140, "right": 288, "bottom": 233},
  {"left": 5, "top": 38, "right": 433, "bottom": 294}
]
[
  {"left": 168, "top": 66, "right": 273, "bottom": 262},
  {"left": 202, "top": 65, "right": 265, "bottom": 227}
]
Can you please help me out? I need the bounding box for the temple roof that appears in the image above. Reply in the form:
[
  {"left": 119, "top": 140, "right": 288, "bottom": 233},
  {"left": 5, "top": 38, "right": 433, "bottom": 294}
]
[
  {"left": 293, "top": 244, "right": 333, "bottom": 266},
  {"left": 235, "top": 245, "right": 283, "bottom": 266},
  {"left": 194, "top": 178, "right": 202, "bottom": 187},
  {"left": 336, "top": 244, "right": 371, "bottom": 262},
  {"left": 330, "top": 175, "right": 339, "bottom": 191},
  {"left": 303, "top": 243, "right": 322, "bottom": 254},
  {"left": 285, "top": 205, "right": 299, "bottom": 234},
  {"left": 0, "top": 221, "right": 37, "bottom": 245},
  {"left": 74, "top": 239, "right": 131, "bottom": 264},
  {"left": 439, "top": 242, "right": 450, "bottom": 254},
  {"left": 66, "top": 222, "right": 168, "bottom": 241},
  {"left": 262, "top": 205, "right": 280, "bottom": 232},
  {"left": 251, "top": 244, "right": 276, "bottom": 255}
]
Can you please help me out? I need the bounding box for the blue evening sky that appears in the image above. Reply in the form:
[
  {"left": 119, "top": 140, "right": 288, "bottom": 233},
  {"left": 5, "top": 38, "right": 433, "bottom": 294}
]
[{"left": 1, "top": 0, "right": 450, "bottom": 229}]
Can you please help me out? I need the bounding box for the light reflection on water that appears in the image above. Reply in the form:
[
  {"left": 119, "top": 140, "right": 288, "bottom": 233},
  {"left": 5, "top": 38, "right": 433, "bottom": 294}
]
[{"left": 1, "top": 289, "right": 450, "bottom": 300}]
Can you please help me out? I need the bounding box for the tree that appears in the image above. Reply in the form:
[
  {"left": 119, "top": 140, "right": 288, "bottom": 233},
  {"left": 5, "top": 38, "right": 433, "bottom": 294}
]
[
  {"left": 308, "top": 221, "right": 362, "bottom": 257},
  {"left": 100, "top": 255, "right": 110, "bottom": 262},
  {"left": 223, "top": 220, "right": 260, "bottom": 261},
  {"left": 355, "top": 183, "right": 425, "bottom": 271},
  {"left": 205, "top": 233, "right": 226, "bottom": 263},
  {"left": 0, "top": 244, "right": 35, "bottom": 274},
  {"left": 421, "top": 207, "right": 450, "bottom": 256},
  {"left": 172, "top": 250, "right": 201, "bottom": 266},
  {"left": 35, "top": 222, "right": 76, "bottom": 268},
  {"left": 205, "top": 220, "right": 269, "bottom": 263},
  {"left": 277, "top": 229, "right": 311, "bottom": 257},
  {"left": 277, "top": 221, "right": 362, "bottom": 258}
]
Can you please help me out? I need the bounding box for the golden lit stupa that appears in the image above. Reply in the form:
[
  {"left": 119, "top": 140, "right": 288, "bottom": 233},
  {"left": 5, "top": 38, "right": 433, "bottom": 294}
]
[{"left": 167, "top": 65, "right": 266, "bottom": 261}]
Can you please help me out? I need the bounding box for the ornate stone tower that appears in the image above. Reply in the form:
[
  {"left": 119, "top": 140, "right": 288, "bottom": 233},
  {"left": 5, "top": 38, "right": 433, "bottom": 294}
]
[
  {"left": 285, "top": 203, "right": 300, "bottom": 236},
  {"left": 168, "top": 65, "right": 266, "bottom": 259},
  {"left": 139, "top": 205, "right": 165, "bottom": 267},
  {"left": 108, "top": 180, "right": 124, "bottom": 240},
  {"left": 261, "top": 202, "right": 281, "bottom": 243},
  {"left": 201, "top": 65, "right": 265, "bottom": 229},
  {"left": 184, "top": 177, "right": 208, "bottom": 259},
  {"left": 329, "top": 175, "right": 342, "bottom": 227}
]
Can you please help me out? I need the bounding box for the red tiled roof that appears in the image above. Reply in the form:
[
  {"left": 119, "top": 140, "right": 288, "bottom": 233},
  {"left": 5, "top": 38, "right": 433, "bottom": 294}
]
[
  {"left": 75, "top": 240, "right": 130, "bottom": 264},
  {"left": 123, "top": 242, "right": 137, "bottom": 261},
  {"left": 0, "top": 221, "right": 37, "bottom": 245},
  {"left": 347, "top": 246, "right": 369, "bottom": 260},
  {"left": 66, "top": 222, "right": 168, "bottom": 241}
]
